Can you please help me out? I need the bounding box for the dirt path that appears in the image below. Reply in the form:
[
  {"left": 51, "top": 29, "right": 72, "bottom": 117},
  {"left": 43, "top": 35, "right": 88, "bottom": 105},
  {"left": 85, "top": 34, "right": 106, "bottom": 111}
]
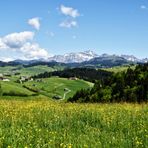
[{"left": 63, "top": 89, "right": 71, "bottom": 100}]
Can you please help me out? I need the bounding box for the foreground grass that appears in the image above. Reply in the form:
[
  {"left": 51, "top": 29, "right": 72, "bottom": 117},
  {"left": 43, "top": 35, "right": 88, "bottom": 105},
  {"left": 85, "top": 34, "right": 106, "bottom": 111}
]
[{"left": 0, "top": 100, "right": 147, "bottom": 148}]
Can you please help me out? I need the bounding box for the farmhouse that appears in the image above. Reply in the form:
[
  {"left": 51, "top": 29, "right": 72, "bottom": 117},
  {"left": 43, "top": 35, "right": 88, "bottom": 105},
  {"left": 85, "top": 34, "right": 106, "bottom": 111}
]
[
  {"left": 20, "top": 76, "right": 33, "bottom": 81},
  {"left": 19, "top": 76, "right": 34, "bottom": 84},
  {"left": 0, "top": 74, "right": 3, "bottom": 80},
  {"left": 68, "top": 77, "right": 78, "bottom": 80},
  {"left": 20, "top": 76, "right": 27, "bottom": 81},
  {"left": 0, "top": 73, "right": 10, "bottom": 81}
]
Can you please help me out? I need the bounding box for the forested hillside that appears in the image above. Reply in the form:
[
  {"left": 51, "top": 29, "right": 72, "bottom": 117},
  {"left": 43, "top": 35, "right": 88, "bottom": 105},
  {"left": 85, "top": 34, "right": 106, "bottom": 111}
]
[
  {"left": 68, "top": 63, "right": 148, "bottom": 103},
  {"left": 33, "top": 68, "right": 112, "bottom": 82}
]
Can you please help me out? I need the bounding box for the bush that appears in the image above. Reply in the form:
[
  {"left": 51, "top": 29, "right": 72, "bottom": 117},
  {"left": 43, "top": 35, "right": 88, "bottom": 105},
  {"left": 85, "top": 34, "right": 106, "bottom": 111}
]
[{"left": 0, "top": 84, "right": 3, "bottom": 96}]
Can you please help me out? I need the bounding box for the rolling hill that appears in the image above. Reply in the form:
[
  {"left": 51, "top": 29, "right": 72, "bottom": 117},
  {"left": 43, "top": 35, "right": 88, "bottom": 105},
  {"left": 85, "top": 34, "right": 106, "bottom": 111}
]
[
  {"left": 0, "top": 81, "right": 35, "bottom": 97},
  {"left": 23, "top": 77, "right": 93, "bottom": 100}
]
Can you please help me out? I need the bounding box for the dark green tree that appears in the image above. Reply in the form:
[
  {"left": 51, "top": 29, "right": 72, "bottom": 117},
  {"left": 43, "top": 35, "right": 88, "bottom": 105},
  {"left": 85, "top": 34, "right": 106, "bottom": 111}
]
[{"left": 0, "top": 83, "right": 3, "bottom": 96}]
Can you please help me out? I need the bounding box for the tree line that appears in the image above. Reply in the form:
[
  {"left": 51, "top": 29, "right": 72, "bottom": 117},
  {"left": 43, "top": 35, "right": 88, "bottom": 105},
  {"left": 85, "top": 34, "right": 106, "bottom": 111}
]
[
  {"left": 33, "top": 68, "right": 112, "bottom": 82},
  {"left": 68, "top": 63, "right": 148, "bottom": 103}
]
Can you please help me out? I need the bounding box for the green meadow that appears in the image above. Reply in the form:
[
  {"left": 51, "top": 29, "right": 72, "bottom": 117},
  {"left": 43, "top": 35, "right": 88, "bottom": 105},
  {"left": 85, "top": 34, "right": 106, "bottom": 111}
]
[
  {"left": 0, "top": 100, "right": 147, "bottom": 148},
  {"left": 103, "top": 65, "right": 136, "bottom": 73},
  {"left": 0, "top": 76, "right": 93, "bottom": 100},
  {"left": 0, "top": 65, "right": 93, "bottom": 101},
  {"left": 22, "top": 77, "right": 93, "bottom": 100}
]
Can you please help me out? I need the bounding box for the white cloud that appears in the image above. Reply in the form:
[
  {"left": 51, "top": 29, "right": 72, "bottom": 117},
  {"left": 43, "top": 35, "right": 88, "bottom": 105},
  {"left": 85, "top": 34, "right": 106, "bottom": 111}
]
[
  {"left": 28, "top": 17, "right": 40, "bottom": 30},
  {"left": 59, "top": 5, "right": 80, "bottom": 29},
  {"left": 60, "top": 20, "right": 77, "bottom": 28},
  {"left": 0, "top": 38, "right": 7, "bottom": 49},
  {"left": 2, "top": 31, "right": 34, "bottom": 49},
  {"left": 140, "top": 5, "right": 147, "bottom": 9},
  {"left": 60, "top": 5, "right": 80, "bottom": 18},
  {"left": 0, "top": 31, "right": 49, "bottom": 60},
  {"left": 0, "top": 57, "right": 14, "bottom": 62},
  {"left": 20, "top": 43, "right": 49, "bottom": 59}
]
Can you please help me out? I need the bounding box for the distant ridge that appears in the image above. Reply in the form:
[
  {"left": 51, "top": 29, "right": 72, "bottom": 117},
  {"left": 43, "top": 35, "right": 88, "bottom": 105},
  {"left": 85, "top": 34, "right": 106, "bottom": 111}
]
[
  {"left": 47, "top": 51, "right": 148, "bottom": 64},
  {"left": 0, "top": 50, "right": 147, "bottom": 67},
  {"left": 48, "top": 50, "right": 98, "bottom": 63}
]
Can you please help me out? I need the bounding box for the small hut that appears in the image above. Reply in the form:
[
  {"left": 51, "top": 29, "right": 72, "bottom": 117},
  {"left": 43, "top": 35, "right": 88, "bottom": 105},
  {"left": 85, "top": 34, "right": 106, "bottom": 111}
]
[{"left": 68, "top": 77, "right": 78, "bottom": 80}]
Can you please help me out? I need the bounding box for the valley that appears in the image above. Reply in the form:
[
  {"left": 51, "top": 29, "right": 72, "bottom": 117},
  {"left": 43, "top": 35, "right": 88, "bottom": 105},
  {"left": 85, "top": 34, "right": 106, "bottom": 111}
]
[{"left": 0, "top": 65, "right": 93, "bottom": 100}]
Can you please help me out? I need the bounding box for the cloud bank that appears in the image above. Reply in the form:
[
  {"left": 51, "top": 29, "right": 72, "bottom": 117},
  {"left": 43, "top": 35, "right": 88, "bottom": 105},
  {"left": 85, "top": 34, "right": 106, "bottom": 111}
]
[{"left": 0, "top": 31, "right": 49, "bottom": 60}]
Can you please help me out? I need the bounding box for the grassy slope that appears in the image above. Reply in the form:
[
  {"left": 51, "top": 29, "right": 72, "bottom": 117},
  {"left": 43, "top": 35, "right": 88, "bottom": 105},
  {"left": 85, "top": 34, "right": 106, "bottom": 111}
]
[
  {"left": 19, "top": 66, "right": 55, "bottom": 76},
  {"left": 24, "top": 77, "right": 93, "bottom": 99},
  {"left": 0, "top": 100, "right": 147, "bottom": 147},
  {"left": 0, "top": 65, "right": 62, "bottom": 76},
  {"left": 0, "top": 66, "right": 15, "bottom": 74},
  {"left": 103, "top": 65, "right": 136, "bottom": 73},
  {"left": 0, "top": 64, "right": 93, "bottom": 99},
  {"left": 1, "top": 81, "right": 35, "bottom": 96}
]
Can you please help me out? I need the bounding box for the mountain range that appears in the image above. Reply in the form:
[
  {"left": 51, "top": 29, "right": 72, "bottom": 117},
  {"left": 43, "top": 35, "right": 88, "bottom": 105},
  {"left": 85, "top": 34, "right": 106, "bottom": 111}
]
[
  {"left": 48, "top": 50, "right": 98, "bottom": 63},
  {"left": 48, "top": 50, "right": 148, "bottom": 64},
  {"left": 0, "top": 50, "right": 147, "bottom": 67}
]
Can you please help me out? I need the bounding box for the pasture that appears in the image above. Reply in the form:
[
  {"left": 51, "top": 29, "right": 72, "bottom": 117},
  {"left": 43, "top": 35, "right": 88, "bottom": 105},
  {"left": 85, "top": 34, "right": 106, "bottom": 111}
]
[
  {"left": 0, "top": 65, "right": 64, "bottom": 76},
  {"left": 0, "top": 100, "right": 147, "bottom": 147},
  {"left": 103, "top": 65, "right": 136, "bottom": 73},
  {"left": 0, "top": 81, "right": 35, "bottom": 97},
  {"left": 0, "top": 77, "right": 93, "bottom": 100},
  {"left": 24, "top": 77, "right": 93, "bottom": 100}
]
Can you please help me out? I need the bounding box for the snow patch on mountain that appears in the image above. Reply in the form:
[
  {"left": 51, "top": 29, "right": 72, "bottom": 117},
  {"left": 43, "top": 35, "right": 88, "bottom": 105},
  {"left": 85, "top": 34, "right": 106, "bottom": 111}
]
[{"left": 48, "top": 50, "right": 98, "bottom": 63}]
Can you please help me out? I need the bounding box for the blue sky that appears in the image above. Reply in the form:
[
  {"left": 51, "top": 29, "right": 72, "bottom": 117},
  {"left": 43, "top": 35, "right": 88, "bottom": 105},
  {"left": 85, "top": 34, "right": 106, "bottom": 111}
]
[{"left": 0, "top": 0, "right": 148, "bottom": 61}]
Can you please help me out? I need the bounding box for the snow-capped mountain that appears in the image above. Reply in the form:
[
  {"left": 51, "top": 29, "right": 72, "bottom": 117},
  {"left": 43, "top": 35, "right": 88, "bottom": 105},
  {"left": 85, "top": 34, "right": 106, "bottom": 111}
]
[
  {"left": 1, "top": 50, "right": 147, "bottom": 65},
  {"left": 121, "top": 55, "right": 148, "bottom": 63},
  {"left": 48, "top": 50, "right": 98, "bottom": 63},
  {"left": 121, "top": 55, "right": 140, "bottom": 62},
  {"left": 141, "top": 58, "right": 148, "bottom": 63},
  {"left": 47, "top": 50, "right": 148, "bottom": 64}
]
